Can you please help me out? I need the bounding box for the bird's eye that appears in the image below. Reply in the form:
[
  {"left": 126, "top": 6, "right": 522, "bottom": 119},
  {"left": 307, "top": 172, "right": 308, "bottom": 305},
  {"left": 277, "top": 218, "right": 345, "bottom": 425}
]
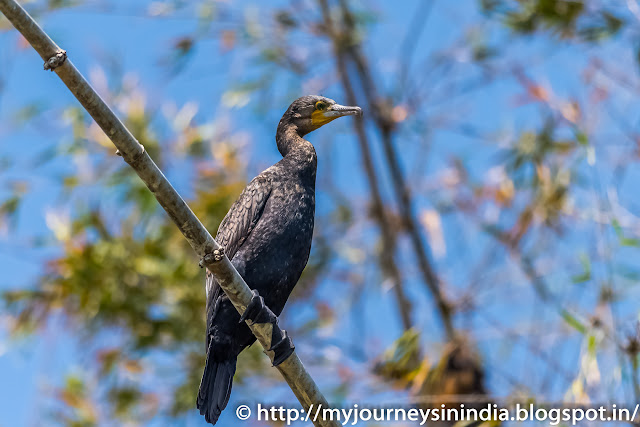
[{"left": 315, "top": 101, "right": 326, "bottom": 111}]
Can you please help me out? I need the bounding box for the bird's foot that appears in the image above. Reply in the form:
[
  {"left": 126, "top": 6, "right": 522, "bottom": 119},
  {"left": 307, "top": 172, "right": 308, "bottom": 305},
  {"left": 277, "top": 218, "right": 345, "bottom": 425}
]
[
  {"left": 199, "top": 247, "right": 226, "bottom": 268},
  {"left": 238, "top": 289, "right": 270, "bottom": 324},
  {"left": 238, "top": 289, "right": 295, "bottom": 366},
  {"left": 269, "top": 330, "right": 294, "bottom": 366}
]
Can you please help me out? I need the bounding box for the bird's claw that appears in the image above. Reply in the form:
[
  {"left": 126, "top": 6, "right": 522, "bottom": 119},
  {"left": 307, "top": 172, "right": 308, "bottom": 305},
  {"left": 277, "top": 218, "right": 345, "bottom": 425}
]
[
  {"left": 269, "top": 329, "right": 294, "bottom": 366},
  {"left": 238, "top": 289, "right": 266, "bottom": 324}
]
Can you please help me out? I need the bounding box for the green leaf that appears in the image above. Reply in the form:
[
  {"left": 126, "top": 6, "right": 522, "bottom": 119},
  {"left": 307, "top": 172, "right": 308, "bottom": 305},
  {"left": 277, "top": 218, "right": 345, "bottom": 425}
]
[
  {"left": 612, "top": 219, "right": 640, "bottom": 247},
  {"left": 108, "top": 387, "right": 142, "bottom": 418},
  {"left": 571, "top": 253, "right": 591, "bottom": 284},
  {"left": 561, "top": 309, "right": 587, "bottom": 334},
  {"left": 575, "top": 131, "right": 588, "bottom": 146}
]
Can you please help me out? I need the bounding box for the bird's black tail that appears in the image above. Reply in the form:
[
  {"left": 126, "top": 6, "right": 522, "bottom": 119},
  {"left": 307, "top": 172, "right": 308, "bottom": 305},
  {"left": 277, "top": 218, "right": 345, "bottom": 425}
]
[{"left": 197, "top": 346, "right": 236, "bottom": 425}]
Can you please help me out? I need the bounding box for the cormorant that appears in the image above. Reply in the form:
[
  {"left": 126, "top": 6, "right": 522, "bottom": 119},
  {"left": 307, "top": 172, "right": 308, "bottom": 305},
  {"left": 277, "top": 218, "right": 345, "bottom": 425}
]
[{"left": 197, "top": 95, "right": 362, "bottom": 425}]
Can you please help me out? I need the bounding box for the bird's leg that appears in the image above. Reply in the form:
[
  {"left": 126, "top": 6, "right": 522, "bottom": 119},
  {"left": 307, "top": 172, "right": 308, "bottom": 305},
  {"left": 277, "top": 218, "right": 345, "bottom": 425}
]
[
  {"left": 238, "top": 289, "right": 295, "bottom": 366},
  {"left": 199, "top": 247, "right": 226, "bottom": 268}
]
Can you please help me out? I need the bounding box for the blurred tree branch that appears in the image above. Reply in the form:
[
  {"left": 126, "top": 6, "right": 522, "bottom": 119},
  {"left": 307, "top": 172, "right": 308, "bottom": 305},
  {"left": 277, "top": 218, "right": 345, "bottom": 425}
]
[
  {"left": 317, "top": 2, "right": 490, "bottom": 416},
  {"left": 317, "top": 0, "right": 413, "bottom": 332},
  {"left": 320, "top": 0, "right": 455, "bottom": 340},
  {"left": 0, "top": 1, "right": 338, "bottom": 425}
]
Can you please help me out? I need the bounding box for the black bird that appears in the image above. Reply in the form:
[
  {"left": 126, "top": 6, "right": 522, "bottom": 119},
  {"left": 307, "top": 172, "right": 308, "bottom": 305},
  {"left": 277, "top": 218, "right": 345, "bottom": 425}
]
[{"left": 197, "top": 95, "right": 362, "bottom": 425}]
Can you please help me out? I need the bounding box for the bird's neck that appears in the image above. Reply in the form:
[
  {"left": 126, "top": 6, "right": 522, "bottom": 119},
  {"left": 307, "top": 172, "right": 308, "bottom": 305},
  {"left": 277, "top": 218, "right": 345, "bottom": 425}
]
[{"left": 276, "top": 123, "right": 316, "bottom": 161}]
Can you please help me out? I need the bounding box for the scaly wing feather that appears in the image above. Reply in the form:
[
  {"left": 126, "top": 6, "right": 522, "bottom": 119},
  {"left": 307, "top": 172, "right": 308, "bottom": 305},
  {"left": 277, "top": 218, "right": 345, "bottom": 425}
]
[{"left": 205, "top": 173, "right": 272, "bottom": 344}]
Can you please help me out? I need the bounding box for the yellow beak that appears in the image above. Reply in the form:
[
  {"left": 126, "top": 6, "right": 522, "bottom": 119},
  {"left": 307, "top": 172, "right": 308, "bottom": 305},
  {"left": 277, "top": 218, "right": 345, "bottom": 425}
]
[{"left": 311, "top": 104, "right": 363, "bottom": 127}]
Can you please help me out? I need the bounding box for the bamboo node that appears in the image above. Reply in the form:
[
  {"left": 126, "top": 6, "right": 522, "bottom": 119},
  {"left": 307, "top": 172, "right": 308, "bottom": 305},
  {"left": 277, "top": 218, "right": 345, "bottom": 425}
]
[
  {"left": 199, "top": 247, "right": 225, "bottom": 268},
  {"left": 43, "top": 49, "right": 67, "bottom": 71}
]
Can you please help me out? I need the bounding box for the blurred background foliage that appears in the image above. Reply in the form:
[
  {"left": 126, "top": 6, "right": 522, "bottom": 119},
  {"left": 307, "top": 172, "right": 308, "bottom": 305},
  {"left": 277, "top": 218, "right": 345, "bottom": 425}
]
[{"left": 2, "top": 0, "right": 640, "bottom": 425}]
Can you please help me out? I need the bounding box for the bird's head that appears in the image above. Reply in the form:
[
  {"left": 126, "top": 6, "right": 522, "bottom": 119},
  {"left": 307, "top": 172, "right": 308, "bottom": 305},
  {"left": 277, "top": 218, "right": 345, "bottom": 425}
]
[{"left": 279, "top": 95, "right": 362, "bottom": 137}]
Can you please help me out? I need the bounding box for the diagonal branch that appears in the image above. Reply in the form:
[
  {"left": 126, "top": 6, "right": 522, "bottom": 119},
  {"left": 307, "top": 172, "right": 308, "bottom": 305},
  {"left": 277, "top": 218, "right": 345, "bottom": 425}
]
[{"left": 0, "top": 1, "right": 338, "bottom": 425}]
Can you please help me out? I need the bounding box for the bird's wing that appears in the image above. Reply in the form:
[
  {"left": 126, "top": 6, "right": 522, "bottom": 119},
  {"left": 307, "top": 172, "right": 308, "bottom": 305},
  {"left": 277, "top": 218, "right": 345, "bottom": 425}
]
[
  {"left": 205, "top": 173, "right": 272, "bottom": 339},
  {"left": 215, "top": 173, "right": 272, "bottom": 261}
]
